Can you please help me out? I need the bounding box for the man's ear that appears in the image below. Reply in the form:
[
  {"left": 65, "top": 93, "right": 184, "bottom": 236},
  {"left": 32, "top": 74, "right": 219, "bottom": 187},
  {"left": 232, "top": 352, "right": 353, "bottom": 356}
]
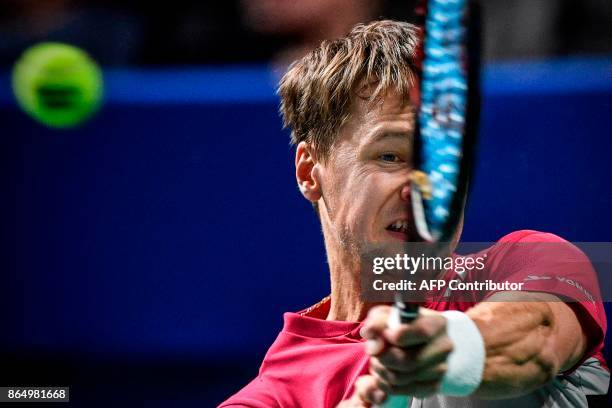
[{"left": 295, "top": 141, "right": 322, "bottom": 202}]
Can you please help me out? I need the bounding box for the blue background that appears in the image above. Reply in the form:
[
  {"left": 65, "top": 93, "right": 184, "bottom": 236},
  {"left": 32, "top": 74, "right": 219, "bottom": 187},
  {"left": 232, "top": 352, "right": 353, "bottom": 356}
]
[{"left": 0, "top": 57, "right": 611, "bottom": 406}]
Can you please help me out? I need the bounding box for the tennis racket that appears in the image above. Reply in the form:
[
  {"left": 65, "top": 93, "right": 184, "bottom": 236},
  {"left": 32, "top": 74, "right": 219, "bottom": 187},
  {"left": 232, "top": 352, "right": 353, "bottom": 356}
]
[{"left": 380, "top": 0, "right": 481, "bottom": 406}]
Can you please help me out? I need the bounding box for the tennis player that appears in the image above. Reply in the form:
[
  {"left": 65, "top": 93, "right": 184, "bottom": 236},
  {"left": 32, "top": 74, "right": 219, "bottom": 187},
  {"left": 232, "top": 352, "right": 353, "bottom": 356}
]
[{"left": 219, "top": 20, "right": 608, "bottom": 408}]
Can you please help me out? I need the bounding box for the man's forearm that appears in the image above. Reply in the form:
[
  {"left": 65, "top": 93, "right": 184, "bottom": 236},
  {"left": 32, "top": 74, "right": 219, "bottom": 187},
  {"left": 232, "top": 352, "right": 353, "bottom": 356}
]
[{"left": 467, "top": 292, "right": 587, "bottom": 399}]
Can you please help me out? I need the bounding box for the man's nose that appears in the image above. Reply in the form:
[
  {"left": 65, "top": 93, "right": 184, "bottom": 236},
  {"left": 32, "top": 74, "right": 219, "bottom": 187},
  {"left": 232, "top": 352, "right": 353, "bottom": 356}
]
[{"left": 400, "top": 183, "right": 411, "bottom": 202}]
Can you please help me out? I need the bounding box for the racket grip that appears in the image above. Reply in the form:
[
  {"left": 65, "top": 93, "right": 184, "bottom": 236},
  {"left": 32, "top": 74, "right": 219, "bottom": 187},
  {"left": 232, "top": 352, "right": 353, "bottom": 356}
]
[{"left": 392, "top": 293, "right": 419, "bottom": 326}]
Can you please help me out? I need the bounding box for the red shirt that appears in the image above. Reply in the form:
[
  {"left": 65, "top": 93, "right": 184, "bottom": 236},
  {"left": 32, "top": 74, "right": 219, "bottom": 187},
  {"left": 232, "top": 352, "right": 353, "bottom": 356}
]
[{"left": 219, "top": 231, "right": 608, "bottom": 407}]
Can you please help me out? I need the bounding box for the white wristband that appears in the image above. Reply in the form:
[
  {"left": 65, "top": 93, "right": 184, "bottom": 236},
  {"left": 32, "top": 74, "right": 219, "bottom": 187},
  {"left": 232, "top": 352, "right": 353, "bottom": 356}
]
[{"left": 440, "top": 310, "right": 485, "bottom": 396}]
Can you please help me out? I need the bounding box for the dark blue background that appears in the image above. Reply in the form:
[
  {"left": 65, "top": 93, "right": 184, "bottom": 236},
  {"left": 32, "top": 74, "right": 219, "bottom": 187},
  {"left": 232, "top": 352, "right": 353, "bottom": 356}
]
[{"left": 0, "top": 57, "right": 610, "bottom": 406}]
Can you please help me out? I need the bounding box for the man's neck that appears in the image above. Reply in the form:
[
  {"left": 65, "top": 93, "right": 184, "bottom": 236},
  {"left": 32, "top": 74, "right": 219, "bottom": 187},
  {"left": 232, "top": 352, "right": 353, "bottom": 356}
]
[
  {"left": 326, "top": 294, "right": 370, "bottom": 322},
  {"left": 318, "top": 207, "right": 378, "bottom": 322},
  {"left": 325, "top": 249, "right": 372, "bottom": 322}
]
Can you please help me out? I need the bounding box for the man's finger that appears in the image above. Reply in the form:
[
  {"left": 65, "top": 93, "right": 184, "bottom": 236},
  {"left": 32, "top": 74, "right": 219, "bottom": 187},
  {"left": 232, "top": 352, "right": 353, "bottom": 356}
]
[
  {"left": 384, "top": 315, "right": 447, "bottom": 347},
  {"left": 361, "top": 306, "right": 392, "bottom": 340},
  {"left": 389, "top": 379, "right": 441, "bottom": 398},
  {"left": 412, "top": 363, "right": 447, "bottom": 382},
  {"left": 370, "top": 356, "right": 403, "bottom": 386},
  {"left": 371, "top": 356, "right": 448, "bottom": 385},
  {"left": 354, "top": 374, "right": 388, "bottom": 405},
  {"left": 376, "top": 339, "right": 451, "bottom": 372}
]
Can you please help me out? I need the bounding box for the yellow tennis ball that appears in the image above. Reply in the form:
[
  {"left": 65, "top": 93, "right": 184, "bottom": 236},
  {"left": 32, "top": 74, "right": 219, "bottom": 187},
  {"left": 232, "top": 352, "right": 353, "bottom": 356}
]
[{"left": 12, "top": 42, "right": 103, "bottom": 128}]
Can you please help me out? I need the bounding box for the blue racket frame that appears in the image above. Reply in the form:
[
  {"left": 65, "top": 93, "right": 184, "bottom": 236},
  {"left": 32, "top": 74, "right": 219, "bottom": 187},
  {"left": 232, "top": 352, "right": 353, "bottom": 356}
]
[{"left": 411, "top": 0, "right": 480, "bottom": 243}]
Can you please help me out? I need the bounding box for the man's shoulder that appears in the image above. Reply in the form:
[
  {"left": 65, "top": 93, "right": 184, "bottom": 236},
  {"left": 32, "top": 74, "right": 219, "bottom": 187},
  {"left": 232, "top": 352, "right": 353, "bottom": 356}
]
[
  {"left": 496, "top": 229, "right": 568, "bottom": 244},
  {"left": 460, "top": 230, "right": 574, "bottom": 265}
]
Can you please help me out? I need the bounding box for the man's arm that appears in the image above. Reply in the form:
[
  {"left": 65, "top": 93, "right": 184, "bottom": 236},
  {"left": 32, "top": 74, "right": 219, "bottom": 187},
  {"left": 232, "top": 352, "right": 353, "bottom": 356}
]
[
  {"left": 467, "top": 291, "right": 587, "bottom": 398},
  {"left": 348, "top": 292, "right": 589, "bottom": 404}
]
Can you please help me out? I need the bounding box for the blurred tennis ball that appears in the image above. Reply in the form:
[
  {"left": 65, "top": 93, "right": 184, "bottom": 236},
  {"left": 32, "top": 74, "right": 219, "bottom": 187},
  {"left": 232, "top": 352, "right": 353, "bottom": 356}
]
[{"left": 12, "top": 42, "right": 103, "bottom": 129}]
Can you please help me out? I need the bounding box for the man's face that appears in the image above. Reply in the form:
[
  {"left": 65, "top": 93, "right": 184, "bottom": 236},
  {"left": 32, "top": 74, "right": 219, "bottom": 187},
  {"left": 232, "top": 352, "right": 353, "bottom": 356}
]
[{"left": 315, "top": 90, "right": 416, "bottom": 254}]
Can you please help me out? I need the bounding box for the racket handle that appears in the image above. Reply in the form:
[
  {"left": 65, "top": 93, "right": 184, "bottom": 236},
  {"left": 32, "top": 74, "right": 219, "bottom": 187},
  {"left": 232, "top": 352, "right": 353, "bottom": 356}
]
[
  {"left": 397, "top": 303, "right": 419, "bottom": 324},
  {"left": 393, "top": 293, "right": 419, "bottom": 325}
]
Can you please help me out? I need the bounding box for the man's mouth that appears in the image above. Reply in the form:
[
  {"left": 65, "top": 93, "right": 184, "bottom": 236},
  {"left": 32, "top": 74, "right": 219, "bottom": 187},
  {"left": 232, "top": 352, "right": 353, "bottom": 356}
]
[{"left": 386, "top": 219, "right": 411, "bottom": 240}]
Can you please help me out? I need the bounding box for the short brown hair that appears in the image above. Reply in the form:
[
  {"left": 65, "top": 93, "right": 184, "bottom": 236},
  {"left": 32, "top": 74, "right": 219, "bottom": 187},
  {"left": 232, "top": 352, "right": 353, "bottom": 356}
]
[{"left": 278, "top": 20, "right": 420, "bottom": 161}]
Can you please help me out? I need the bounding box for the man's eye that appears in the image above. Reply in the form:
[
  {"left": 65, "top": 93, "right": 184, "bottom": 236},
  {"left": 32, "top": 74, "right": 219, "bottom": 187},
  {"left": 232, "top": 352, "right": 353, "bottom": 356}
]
[{"left": 379, "top": 153, "right": 400, "bottom": 162}]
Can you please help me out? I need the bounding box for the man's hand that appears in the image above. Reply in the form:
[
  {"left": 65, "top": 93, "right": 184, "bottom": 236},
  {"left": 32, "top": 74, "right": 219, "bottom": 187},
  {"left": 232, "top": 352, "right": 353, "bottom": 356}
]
[{"left": 358, "top": 306, "right": 453, "bottom": 402}]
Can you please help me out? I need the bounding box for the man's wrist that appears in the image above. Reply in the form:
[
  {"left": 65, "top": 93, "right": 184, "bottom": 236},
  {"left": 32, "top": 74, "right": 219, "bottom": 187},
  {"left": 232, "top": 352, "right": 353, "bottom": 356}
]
[{"left": 440, "top": 310, "right": 486, "bottom": 396}]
